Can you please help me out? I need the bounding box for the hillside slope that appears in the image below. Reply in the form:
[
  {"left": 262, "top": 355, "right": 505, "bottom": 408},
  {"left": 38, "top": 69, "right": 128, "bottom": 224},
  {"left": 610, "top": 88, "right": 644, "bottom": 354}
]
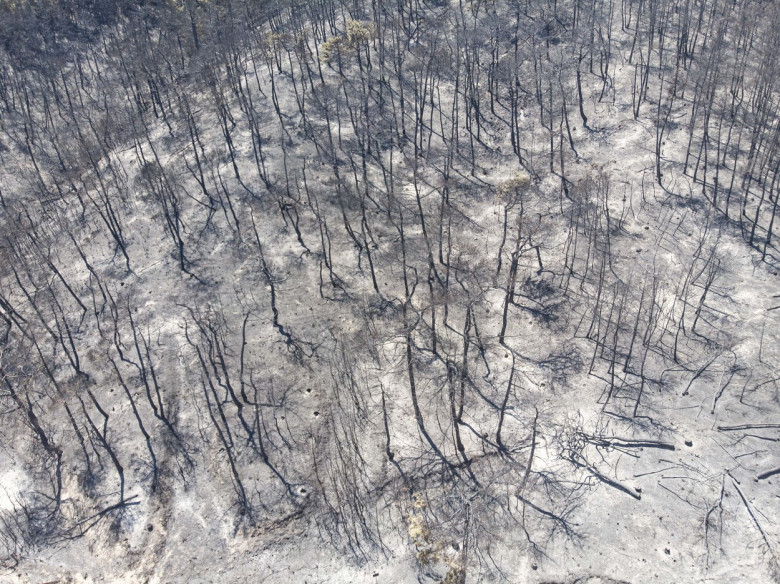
[{"left": 0, "top": 0, "right": 778, "bottom": 582}]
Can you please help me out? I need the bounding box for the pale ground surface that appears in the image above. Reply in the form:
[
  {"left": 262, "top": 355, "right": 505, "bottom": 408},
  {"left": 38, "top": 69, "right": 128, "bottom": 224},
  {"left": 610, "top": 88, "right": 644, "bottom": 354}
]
[
  {"left": 9, "top": 113, "right": 778, "bottom": 584},
  {"left": 1, "top": 6, "right": 779, "bottom": 584}
]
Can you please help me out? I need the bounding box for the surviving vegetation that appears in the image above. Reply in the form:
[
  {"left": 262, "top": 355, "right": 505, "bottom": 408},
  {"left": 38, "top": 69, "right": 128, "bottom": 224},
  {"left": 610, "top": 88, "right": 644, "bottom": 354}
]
[{"left": 0, "top": 0, "right": 778, "bottom": 581}]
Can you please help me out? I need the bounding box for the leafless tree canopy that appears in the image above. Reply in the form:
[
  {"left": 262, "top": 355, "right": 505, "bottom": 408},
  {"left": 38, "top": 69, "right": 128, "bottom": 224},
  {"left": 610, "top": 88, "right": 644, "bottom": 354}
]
[{"left": 0, "top": 0, "right": 778, "bottom": 581}]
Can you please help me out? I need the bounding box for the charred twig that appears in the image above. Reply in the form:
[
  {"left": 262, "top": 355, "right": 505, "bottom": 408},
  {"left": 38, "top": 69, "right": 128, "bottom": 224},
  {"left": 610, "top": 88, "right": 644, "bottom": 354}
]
[
  {"left": 67, "top": 495, "right": 141, "bottom": 538},
  {"left": 567, "top": 453, "right": 641, "bottom": 500},
  {"left": 518, "top": 407, "right": 539, "bottom": 496},
  {"left": 581, "top": 433, "right": 675, "bottom": 451},
  {"left": 681, "top": 353, "right": 719, "bottom": 396},
  {"left": 755, "top": 467, "right": 780, "bottom": 482},
  {"left": 704, "top": 476, "right": 725, "bottom": 568},
  {"left": 515, "top": 493, "right": 575, "bottom": 536},
  {"left": 728, "top": 473, "right": 778, "bottom": 570},
  {"left": 717, "top": 423, "right": 780, "bottom": 431}
]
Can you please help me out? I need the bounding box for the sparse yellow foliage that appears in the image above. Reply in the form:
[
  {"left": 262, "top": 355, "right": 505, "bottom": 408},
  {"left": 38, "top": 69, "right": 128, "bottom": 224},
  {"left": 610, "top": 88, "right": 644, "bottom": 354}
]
[
  {"left": 406, "top": 495, "right": 438, "bottom": 566},
  {"left": 406, "top": 514, "right": 427, "bottom": 541},
  {"left": 442, "top": 554, "right": 466, "bottom": 583},
  {"left": 496, "top": 172, "right": 531, "bottom": 203},
  {"left": 169, "top": 0, "right": 210, "bottom": 12},
  {"left": 497, "top": 172, "right": 531, "bottom": 194},
  {"left": 441, "top": 567, "right": 464, "bottom": 584},
  {"left": 346, "top": 20, "right": 376, "bottom": 46},
  {"left": 416, "top": 547, "right": 438, "bottom": 567},
  {"left": 320, "top": 21, "right": 376, "bottom": 63},
  {"left": 320, "top": 35, "right": 345, "bottom": 63}
]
